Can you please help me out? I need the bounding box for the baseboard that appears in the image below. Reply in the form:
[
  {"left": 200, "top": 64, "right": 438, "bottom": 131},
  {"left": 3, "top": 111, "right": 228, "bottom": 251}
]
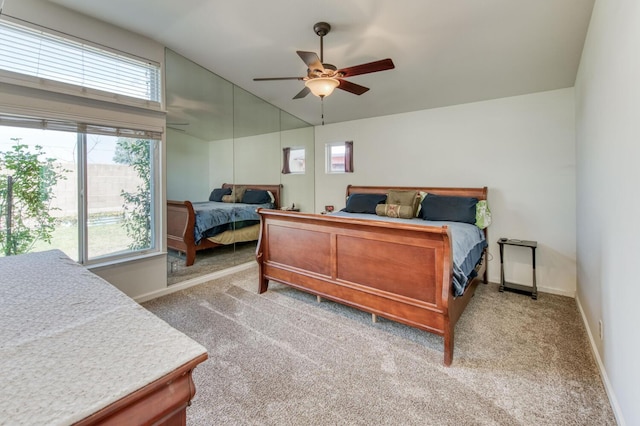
[
  {"left": 487, "top": 281, "right": 575, "bottom": 298},
  {"left": 575, "top": 295, "right": 625, "bottom": 426},
  {"left": 537, "top": 285, "right": 575, "bottom": 298},
  {"left": 134, "top": 261, "right": 256, "bottom": 303}
]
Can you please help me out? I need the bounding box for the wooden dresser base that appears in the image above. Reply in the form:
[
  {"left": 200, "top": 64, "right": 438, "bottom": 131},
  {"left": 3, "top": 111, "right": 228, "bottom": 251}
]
[{"left": 74, "top": 353, "right": 208, "bottom": 426}]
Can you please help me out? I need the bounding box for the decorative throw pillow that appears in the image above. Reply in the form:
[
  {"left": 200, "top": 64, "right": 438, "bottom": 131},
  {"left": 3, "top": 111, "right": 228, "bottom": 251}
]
[
  {"left": 209, "top": 187, "right": 232, "bottom": 202},
  {"left": 420, "top": 193, "right": 478, "bottom": 224},
  {"left": 231, "top": 185, "right": 247, "bottom": 202},
  {"left": 387, "top": 190, "right": 420, "bottom": 215},
  {"left": 344, "top": 193, "right": 387, "bottom": 214},
  {"left": 221, "top": 194, "right": 234, "bottom": 203},
  {"left": 375, "top": 203, "right": 415, "bottom": 219},
  {"left": 242, "top": 189, "right": 272, "bottom": 204},
  {"left": 475, "top": 200, "right": 492, "bottom": 229}
]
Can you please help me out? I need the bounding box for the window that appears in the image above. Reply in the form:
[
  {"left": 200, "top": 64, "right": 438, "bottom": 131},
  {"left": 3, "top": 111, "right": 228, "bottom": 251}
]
[
  {"left": 0, "top": 19, "right": 161, "bottom": 108},
  {"left": 325, "top": 141, "right": 353, "bottom": 173},
  {"left": 0, "top": 20, "right": 161, "bottom": 264},
  {"left": 0, "top": 119, "right": 158, "bottom": 264}
]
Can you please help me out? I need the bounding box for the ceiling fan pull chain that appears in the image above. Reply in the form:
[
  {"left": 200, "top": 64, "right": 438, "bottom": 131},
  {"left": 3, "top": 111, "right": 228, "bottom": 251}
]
[{"left": 321, "top": 96, "right": 325, "bottom": 125}]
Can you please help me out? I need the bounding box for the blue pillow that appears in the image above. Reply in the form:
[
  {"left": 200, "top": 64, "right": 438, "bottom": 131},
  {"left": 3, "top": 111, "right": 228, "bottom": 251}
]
[
  {"left": 420, "top": 194, "right": 478, "bottom": 224},
  {"left": 344, "top": 193, "right": 387, "bottom": 214},
  {"left": 209, "top": 187, "right": 232, "bottom": 202},
  {"left": 242, "top": 189, "right": 272, "bottom": 204}
]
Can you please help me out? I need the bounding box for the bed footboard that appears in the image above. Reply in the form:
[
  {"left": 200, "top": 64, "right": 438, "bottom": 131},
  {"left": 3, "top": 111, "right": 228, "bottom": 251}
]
[
  {"left": 167, "top": 184, "right": 282, "bottom": 267},
  {"left": 167, "top": 200, "right": 225, "bottom": 266},
  {"left": 167, "top": 200, "right": 196, "bottom": 266},
  {"left": 256, "top": 209, "right": 480, "bottom": 366}
]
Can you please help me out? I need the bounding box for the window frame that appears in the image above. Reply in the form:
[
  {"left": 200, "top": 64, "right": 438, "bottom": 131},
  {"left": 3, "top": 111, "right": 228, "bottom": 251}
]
[
  {"left": 0, "top": 117, "right": 161, "bottom": 265},
  {"left": 325, "top": 142, "right": 347, "bottom": 174},
  {"left": 287, "top": 146, "right": 306, "bottom": 175}
]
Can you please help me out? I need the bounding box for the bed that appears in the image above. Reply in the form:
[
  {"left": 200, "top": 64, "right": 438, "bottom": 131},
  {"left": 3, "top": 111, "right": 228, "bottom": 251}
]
[
  {"left": 167, "top": 183, "right": 282, "bottom": 266},
  {"left": 255, "top": 185, "right": 488, "bottom": 366}
]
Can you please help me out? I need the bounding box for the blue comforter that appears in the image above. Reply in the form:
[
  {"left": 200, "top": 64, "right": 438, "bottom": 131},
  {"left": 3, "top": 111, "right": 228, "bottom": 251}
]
[
  {"left": 331, "top": 212, "right": 487, "bottom": 297},
  {"left": 192, "top": 201, "right": 274, "bottom": 244}
]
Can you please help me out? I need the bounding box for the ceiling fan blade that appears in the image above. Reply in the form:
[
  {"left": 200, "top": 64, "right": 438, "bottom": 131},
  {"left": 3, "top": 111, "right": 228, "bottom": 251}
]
[
  {"left": 254, "top": 77, "right": 304, "bottom": 81},
  {"left": 297, "top": 51, "right": 325, "bottom": 73},
  {"left": 337, "top": 79, "right": 370, "bottom": 95},
  {"left": 338, "top": 58, "right": 395, "bottom": 77},
  {"left": 293, "top": 86, "right": 310, "bottom": 99}
]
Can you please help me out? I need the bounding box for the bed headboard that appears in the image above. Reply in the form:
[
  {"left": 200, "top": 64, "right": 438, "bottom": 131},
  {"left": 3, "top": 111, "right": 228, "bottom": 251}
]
[
  {"left": 346, "top": 185, "right": 489, "bottom": 240},
  {"left": 346, "top": 185, "right": 487, "bottom": 201},
  {"left": 222, "top": 183, "right": 283, "bottom": 209}
]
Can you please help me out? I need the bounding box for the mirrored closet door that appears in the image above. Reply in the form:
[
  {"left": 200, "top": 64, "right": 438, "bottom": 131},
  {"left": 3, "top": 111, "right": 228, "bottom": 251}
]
[{"left": 165, "top": 49, "right": 314, "bottom": 285}]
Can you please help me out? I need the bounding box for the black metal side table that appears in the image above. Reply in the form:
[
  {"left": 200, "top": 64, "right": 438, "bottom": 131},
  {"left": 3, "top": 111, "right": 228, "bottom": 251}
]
[{"left": 498, "top": 238, "right": 538, "bottom": 300}]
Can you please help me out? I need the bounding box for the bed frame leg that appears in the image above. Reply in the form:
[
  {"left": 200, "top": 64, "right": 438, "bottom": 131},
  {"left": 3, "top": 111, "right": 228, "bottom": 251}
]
[
  {"left": 443, "top": 328, "right": 454, "bottom": 366},
  {"left": 483, "top": 249, "right": 488, "bottom": 284},
  {"left": 258, "top": 276, "right": 269, "bottom": 294},
  {"left": 256, "top": 251, "right": 269, "bottom": 294},
  {"left": 316, "top": 295, "right": 322, "bottom": 303},
  {"left": 372, "top": 313, "right": 377, "bottom": 323},
  {"left": 185, "top": 247, "right": 196, "bottom": 267}
]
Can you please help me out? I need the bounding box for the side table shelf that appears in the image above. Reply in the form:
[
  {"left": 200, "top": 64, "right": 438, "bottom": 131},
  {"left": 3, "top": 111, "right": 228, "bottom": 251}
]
[{"left": 498, "top": 238, "right": 538, "bottom": 300}]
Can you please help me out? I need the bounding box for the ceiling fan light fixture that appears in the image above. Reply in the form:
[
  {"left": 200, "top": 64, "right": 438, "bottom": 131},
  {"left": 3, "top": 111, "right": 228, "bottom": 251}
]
[{"left": 305, "top": 77, "right": 340, "bottom": 98}]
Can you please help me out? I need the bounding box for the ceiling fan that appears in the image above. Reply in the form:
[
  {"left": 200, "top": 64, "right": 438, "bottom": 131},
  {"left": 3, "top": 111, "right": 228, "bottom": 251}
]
[{"left": 253, "top": 22, "right": 395, "bottom": 100}]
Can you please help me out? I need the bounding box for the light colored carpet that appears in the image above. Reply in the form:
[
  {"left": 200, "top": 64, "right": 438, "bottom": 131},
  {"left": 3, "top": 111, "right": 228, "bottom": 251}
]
[{"left": 143, "top": 266, "right": 615, "bottom": 425}]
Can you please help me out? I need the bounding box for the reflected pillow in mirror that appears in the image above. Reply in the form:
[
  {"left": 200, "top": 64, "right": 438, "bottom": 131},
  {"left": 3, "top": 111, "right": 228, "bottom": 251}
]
[
  {"left": 209, "top": 187, "right": 232, "bottom": 202},
  {"left": 242, "top": 189, "right": 272, "bottom": 204},
  {"left": 231, "top": 186, "right": 247, "bottom": 202}
]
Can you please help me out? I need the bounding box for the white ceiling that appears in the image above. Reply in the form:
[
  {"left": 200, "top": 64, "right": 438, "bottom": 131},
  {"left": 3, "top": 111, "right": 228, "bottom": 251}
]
[{"left": 49, "top": 0, "right": 594, "bottom": 126}]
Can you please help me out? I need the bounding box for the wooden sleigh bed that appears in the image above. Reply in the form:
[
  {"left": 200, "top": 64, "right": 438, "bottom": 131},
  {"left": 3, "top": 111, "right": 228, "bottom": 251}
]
[
  {"left": 167, "top": 183, "right": 282, "bottom": 266},
  {"left": 256, "top": 185, "right": 488, "bottom": 366}
]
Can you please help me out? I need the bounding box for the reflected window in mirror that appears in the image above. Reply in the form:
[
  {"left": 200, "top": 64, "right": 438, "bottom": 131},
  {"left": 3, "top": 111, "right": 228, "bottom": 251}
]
[{"left": 282, "top": 147, "right": 305, "bottom": 174}]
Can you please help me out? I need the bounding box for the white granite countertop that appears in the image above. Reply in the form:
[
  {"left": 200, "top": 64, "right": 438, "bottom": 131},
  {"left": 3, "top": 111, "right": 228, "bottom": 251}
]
[{"left": 0, "top": 250, "right": 207, "bottom": 425}]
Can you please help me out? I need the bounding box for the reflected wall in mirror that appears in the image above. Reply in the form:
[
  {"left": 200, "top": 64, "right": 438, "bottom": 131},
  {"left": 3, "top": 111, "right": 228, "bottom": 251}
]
[
  {"left": 230, "top": 86, "right": 280, "bottom": 269},
  {"left": 281, "top": 111, "right": 314, "bottom": 212},
  {"left": 164, "top": 48, "right": 314, "bottom": 285},
  {"left": 231, "top": 86, "right": 280, "bottom": 187},
  {"left": 165, "top": 48, "right": 236, "bottom": 283},
  {"left": 165, "top": 48, "right": 233, "bottom": 200}
]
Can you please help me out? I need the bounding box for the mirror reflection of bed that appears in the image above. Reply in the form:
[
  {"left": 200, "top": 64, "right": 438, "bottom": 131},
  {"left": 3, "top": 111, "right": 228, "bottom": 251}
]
[{"left": 166, "top": 184, "right": 282, "bottom": 285}]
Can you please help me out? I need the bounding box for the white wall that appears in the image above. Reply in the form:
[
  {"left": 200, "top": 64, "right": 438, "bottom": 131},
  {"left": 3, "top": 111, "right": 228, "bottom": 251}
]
[
  {"left": 575, "top": 0, "right": 640, "bottom": 424},
  {"left": 315, "top": 88, "right": 576, "bottom": 296}
]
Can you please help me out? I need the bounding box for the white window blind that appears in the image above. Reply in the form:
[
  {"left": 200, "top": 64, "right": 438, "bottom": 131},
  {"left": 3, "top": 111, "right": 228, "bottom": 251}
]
[{"left": 0, "top": 19, "right": 161, "bottom": 105}]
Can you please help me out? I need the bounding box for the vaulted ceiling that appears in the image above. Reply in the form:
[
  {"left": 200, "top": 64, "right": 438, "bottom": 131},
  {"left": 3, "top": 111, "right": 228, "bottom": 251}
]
[{"left": 49, "top": 0, "right": 595, "bottom": 126}]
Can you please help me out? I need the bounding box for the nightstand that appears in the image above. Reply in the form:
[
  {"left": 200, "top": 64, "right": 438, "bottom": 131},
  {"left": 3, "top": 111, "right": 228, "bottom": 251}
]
[{"left": 498, "top": 238, "right": 538, "bottom": 300}]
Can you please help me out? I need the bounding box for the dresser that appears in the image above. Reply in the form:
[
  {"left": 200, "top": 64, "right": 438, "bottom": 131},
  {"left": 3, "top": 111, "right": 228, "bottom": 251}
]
[{"left": 0, "top": 250, "right": 208, "bottom": 425}]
